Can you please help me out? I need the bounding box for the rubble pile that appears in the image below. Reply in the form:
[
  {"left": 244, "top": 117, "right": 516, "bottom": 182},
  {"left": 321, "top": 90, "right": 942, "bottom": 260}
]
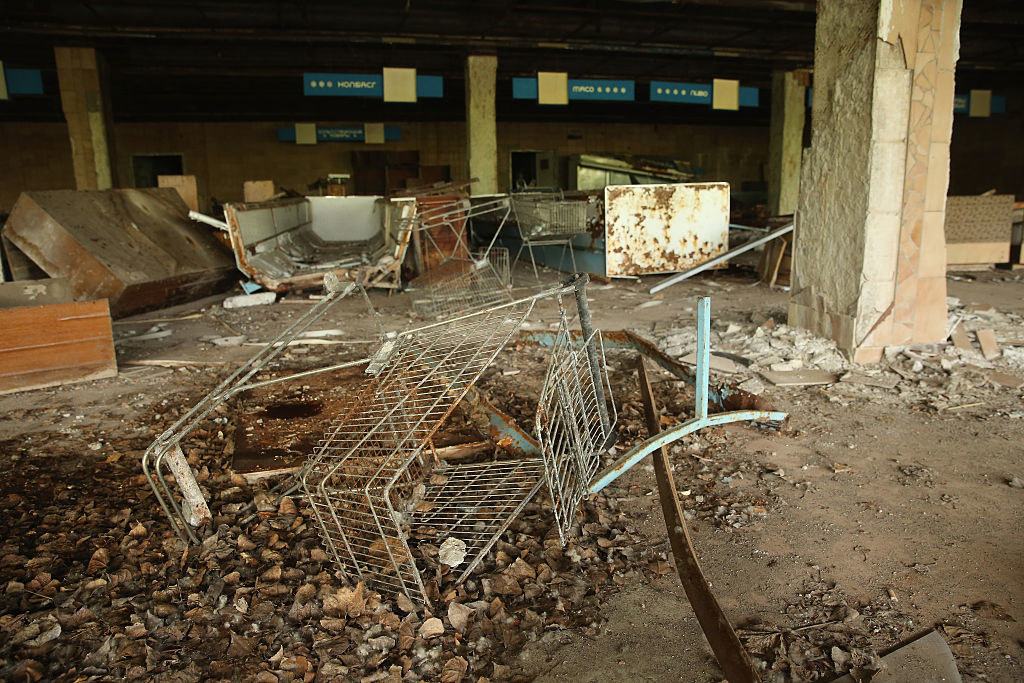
[
  {"left": 0, "top": 370, "right": 671, "bottom": 682},
  {"left": 650, "top": 297, "right": 1024, "bottom": 414}
]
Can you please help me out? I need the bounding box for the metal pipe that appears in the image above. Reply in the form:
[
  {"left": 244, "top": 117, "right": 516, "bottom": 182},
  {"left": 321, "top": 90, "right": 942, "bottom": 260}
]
[
  {"left": 188, "top": 210, "right": 228, "bottom": 231},
  {"left": 649, "top": 223, "right": 794, "bottom": 294},
  {"left": 570, "top": 273, "right": 614, "bottom": 447},
  {"left": 695, "top": 298, "right": 710, "bottom": 420}
]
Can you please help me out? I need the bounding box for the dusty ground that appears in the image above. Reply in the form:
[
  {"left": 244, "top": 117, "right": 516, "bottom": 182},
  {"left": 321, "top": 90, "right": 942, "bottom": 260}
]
[{"left": 0, "top": 263, "right": 1021, "bottom": 681}]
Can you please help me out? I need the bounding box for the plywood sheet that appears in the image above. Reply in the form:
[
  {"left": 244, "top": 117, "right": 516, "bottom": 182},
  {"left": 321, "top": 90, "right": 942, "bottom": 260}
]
[
  {"left": 944, "top": 195, "right": 1013, "bottom": 244},
  {"left": 2, "top": 188, "right": 235, "bottom": 317},
  {"left": 0, "top": 299, "right": 117, "bottom": 394},
  {"left": 157, "top": 174, "right": 199, "bottom": 211},
  {"left": 244, "top": 180, "right": 275, "bottom": 203},
  {"left": 604, "top": 182, "right": 729, "bottom": 277}
]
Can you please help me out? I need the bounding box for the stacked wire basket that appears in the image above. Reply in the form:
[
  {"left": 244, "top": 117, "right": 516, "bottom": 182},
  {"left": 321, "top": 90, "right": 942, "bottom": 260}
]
[{"left": 301, "top": 290, "right": 615, "bottom": 604}]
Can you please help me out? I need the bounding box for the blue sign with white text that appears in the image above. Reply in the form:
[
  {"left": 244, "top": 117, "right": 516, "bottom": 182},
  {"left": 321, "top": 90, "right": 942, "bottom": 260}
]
[
  {"left": 304, "top": 73, "right": 382, "bottom": 97},
  {"left": 303, "top": 73, "right": 444, "bottom": 98},
  {"left": 650, "top": 81, "right": 711, "bottom": 104},
  {"left": 568, "top": 79, "right": 635, "bottom": 101},
  {"left": 277, "top": 125, "right": 402, "bottom": 142}
]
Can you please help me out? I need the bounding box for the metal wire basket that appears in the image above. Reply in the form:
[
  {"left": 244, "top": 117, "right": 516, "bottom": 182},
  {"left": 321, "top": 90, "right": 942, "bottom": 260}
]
[
  {"left": 301, "top": 298, "right": 541, "bottom": 602},
  {"left": 535, "top": 313, "right": 617, "bottom": 544},
  {"left": 409, "top": 248, "right": 512, "bottom": 320},
  {"left": 511, "top": 194, "right": 589, "bottom": 240}
]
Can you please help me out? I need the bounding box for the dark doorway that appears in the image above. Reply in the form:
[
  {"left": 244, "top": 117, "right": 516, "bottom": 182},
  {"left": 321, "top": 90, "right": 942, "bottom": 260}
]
[{"left": 132, "top": 154, "right": 183, "bottom": 188}]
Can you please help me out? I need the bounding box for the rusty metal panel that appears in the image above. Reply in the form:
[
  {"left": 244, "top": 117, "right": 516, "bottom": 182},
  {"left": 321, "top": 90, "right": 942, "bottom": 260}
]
[
  {"left": 2, "top": 188, "right": 235, "bottom": 317},
  {"left": 604, "top": 182, "right": 729, "bottom": 277}
]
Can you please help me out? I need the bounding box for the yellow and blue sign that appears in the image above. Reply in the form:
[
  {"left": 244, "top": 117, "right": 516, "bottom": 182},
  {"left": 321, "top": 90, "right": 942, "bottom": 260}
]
[
  {"left": 303, "top": 73, "right": 443, "bottom": 98},
  {"left": 513, "top": 77, "right": 635, "bottom": 102},
  {"left": 2, "top": 67, "right": 43, "bottom": 95},
  {"left": 650, "top": 80, "right": 759, "bottom": 107}
]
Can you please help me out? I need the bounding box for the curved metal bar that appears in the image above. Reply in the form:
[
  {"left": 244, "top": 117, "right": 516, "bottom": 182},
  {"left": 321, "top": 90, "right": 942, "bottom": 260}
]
[{"left": 587, "top": 409, "right": 788, "bottom": 494}]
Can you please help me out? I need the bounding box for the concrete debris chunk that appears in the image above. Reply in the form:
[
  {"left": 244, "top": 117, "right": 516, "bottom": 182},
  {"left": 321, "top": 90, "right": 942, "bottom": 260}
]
[{"left": 223, "top": 292, "right": 277, "bottom": 309}]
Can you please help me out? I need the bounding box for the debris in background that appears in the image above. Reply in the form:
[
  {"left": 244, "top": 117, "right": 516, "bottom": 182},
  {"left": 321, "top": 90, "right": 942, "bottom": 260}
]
[
  {"left": 223, "top": 292, "right": 277, "bottom": 309},
  {"left": 976, "top": 328, "right": 1000, "bottom": 360},
  {"left": 760, "top": 369, "right": 838, "bottom": 386},
  {"left": 0, "top": 299, "right": 117, "bottom": 394},
  {"left": 2, "top": 188, "right": 235, "bottom": 317}
]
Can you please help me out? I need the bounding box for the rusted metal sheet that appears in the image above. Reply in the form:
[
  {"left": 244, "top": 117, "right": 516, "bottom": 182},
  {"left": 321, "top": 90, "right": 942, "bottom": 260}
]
[
  {"left": 2, "top": 188, "right": 236, "bottom": 317},
  {"left": 604, "top": 182, "right": 729, "bottom": 277}
]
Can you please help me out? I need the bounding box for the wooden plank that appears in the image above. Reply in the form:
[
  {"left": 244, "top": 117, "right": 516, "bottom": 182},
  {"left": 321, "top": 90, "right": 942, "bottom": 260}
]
[
  {"left": 0, "top": 299, "right": 117, "bottom": 394},
  {"left": 243, "top": 180, "right": 275, "bottom": 203},
  {"left": 949, "top": 323, "right": 973, "bottom": 353},
  {"left": 759, "top": 369, "right": 838, "bottom": 386},
  {"left": 0, "top": 278, "right": 73, "bottom": 308},
  {"left": 157, "top": 175, "right": 199, "bottom": 211},
  {"left": 976, "top": 328, "right": 1000, "bottom": 360}
]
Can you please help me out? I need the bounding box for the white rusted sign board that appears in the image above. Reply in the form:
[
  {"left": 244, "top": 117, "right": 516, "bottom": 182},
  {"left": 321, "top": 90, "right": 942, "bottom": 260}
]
[{"left": 604, "top": 182, "right": 730, "bottom": 277}]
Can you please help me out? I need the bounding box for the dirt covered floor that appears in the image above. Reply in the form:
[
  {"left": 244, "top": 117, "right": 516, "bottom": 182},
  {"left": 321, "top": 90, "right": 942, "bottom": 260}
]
[{"left": 0, "top": 264, "right": 1022, "bottom": 682}]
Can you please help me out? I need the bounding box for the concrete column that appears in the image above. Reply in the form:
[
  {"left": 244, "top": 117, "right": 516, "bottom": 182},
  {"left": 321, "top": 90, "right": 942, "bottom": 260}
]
[
  {"left": 766, "top": 70, "right": 807, "bottom": 216},
  {"left": 55, "top": 47, "right": 116, "bottom": 190},
  {"left": 465, "top": 55, "right": 498, "bottom": 194},
  {"left": 789, "top": 0, "right": 962, "bottom": 363}
]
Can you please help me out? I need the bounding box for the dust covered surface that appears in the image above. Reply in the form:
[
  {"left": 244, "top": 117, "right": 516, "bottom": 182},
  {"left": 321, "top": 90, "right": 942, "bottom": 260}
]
[{"left": 1, "top": 267, "right": 1022, "bottom": 682}]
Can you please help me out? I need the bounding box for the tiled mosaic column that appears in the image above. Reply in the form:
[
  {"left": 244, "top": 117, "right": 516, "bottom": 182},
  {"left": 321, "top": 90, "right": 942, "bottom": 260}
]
[
  {"left": 790, "top": 0, "right": 962, "bottom": 363},
  {"left": 55, "top": 47, "right": 117, "bottom": 190},
  {"left": 465, "top": 55, "right": 498, "bottom": 194}
]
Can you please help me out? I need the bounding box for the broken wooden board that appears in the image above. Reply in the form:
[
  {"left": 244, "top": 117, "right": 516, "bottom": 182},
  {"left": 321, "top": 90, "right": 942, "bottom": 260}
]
[
  {"left": 679, "top": 351, "right": 742, "bottom": 374},
  {"left": 976, "top": 328, "right": 1000, "bottom": 360},
  {"left": 839, "top": 371, "right": 899, "bottom": 389},
  {"left": 949, "top": 323, "right": 973, "bottom": 353},
  {"left": 2, "top": 188, "right": 235, "bottom": 317},
  {"left": 157, "top": 174, "right": 199, "bottom": 211},
  {"left": 243, "top": 180, "right": 275, "bottom": 203},
  {"left": 0, "top": 278, "right": 73, "bottom": 308},
  {"left": 0, "top": 299, "right": 117, "bottom": 394},
  {"left": 760, "top": 369, "right": 838, "bottom": 386},
  {"left": 944, "top": 194, "right": 1014, "bottom": 267},
  {"left": 987, "top": 370, "right": 1023, "bottom": 389}
]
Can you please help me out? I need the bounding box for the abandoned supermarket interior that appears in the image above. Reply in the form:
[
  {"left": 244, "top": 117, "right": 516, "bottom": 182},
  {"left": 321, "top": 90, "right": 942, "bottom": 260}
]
[{"left": 1, "top": 1, "right": 1022, "bottom": 681}]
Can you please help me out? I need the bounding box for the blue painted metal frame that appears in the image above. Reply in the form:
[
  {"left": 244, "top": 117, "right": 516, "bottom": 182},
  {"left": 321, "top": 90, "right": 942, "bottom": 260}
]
[{"left": 519, "top": 296, "right": 786, "bottom": 495}]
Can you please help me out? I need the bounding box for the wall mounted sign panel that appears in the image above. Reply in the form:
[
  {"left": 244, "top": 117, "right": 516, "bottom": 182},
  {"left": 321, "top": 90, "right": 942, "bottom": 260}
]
[
  {"left": 568, "top": 79, "right": 635, "bottom": 101},
  {"left": 278, "top": 125, "right": 402, "bottom": 142},
  {"left": 651, "top": 81, "right": 711, "bottom": 104},
  {"left": 537, "top": 72, "right": 568, "bottom": 104},
  {"left": 604, "top": 182, "right": 730, "bottom": 277},
  {"left": 2, "top": 67, "right": 44, "bottom": 96},
  {"left": 303, "top": 73, "right": 443, "bottom": 98},
  {"left": 304, "top": 73, "right": 382, "bottom": 97}
]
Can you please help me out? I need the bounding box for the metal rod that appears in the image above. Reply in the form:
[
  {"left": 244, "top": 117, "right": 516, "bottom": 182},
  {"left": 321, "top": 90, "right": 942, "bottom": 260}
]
[
  {"left": 696, "top": 298, "right": 710, "bottom": 420},
  {"left": 637, "top": 358, "right": 761, "bottom": 683},
  {"left": 570, "top": 273, "right": 613, "bottom": 446},
  {"left": 588, "top": 408, "right": 788, "bottom": 494},
  {"left": 649, "top": 223, "right": 794, "bottom": 294}
]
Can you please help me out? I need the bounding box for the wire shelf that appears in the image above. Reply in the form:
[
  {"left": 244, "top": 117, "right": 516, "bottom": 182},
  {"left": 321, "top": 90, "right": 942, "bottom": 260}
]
[
  {"left": 301, "top": 299, "right": 537, "bottom": 602},
  {"left": 535, "top": 315, "right": 617, "bottom": 544},
  {"left": 511, "top": 195, "right": 589, "bottom": 240},
  {"left": 411, "top": 458, "right": 545, "bottom": 582},
  {"left": 409, "top": 248, "right": 512, "bottom": 320}
]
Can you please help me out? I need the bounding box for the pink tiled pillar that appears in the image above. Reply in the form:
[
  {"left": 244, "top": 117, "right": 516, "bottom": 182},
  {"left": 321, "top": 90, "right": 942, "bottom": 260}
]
[{"left": 790, "top": 0, "right": 962, "bottom": 363}]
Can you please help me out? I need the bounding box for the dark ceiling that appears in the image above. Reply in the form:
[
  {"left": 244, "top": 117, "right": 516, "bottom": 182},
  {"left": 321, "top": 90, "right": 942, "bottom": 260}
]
[{"left": 1, "top": 0, "right": 1022, "bottom": 123}]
